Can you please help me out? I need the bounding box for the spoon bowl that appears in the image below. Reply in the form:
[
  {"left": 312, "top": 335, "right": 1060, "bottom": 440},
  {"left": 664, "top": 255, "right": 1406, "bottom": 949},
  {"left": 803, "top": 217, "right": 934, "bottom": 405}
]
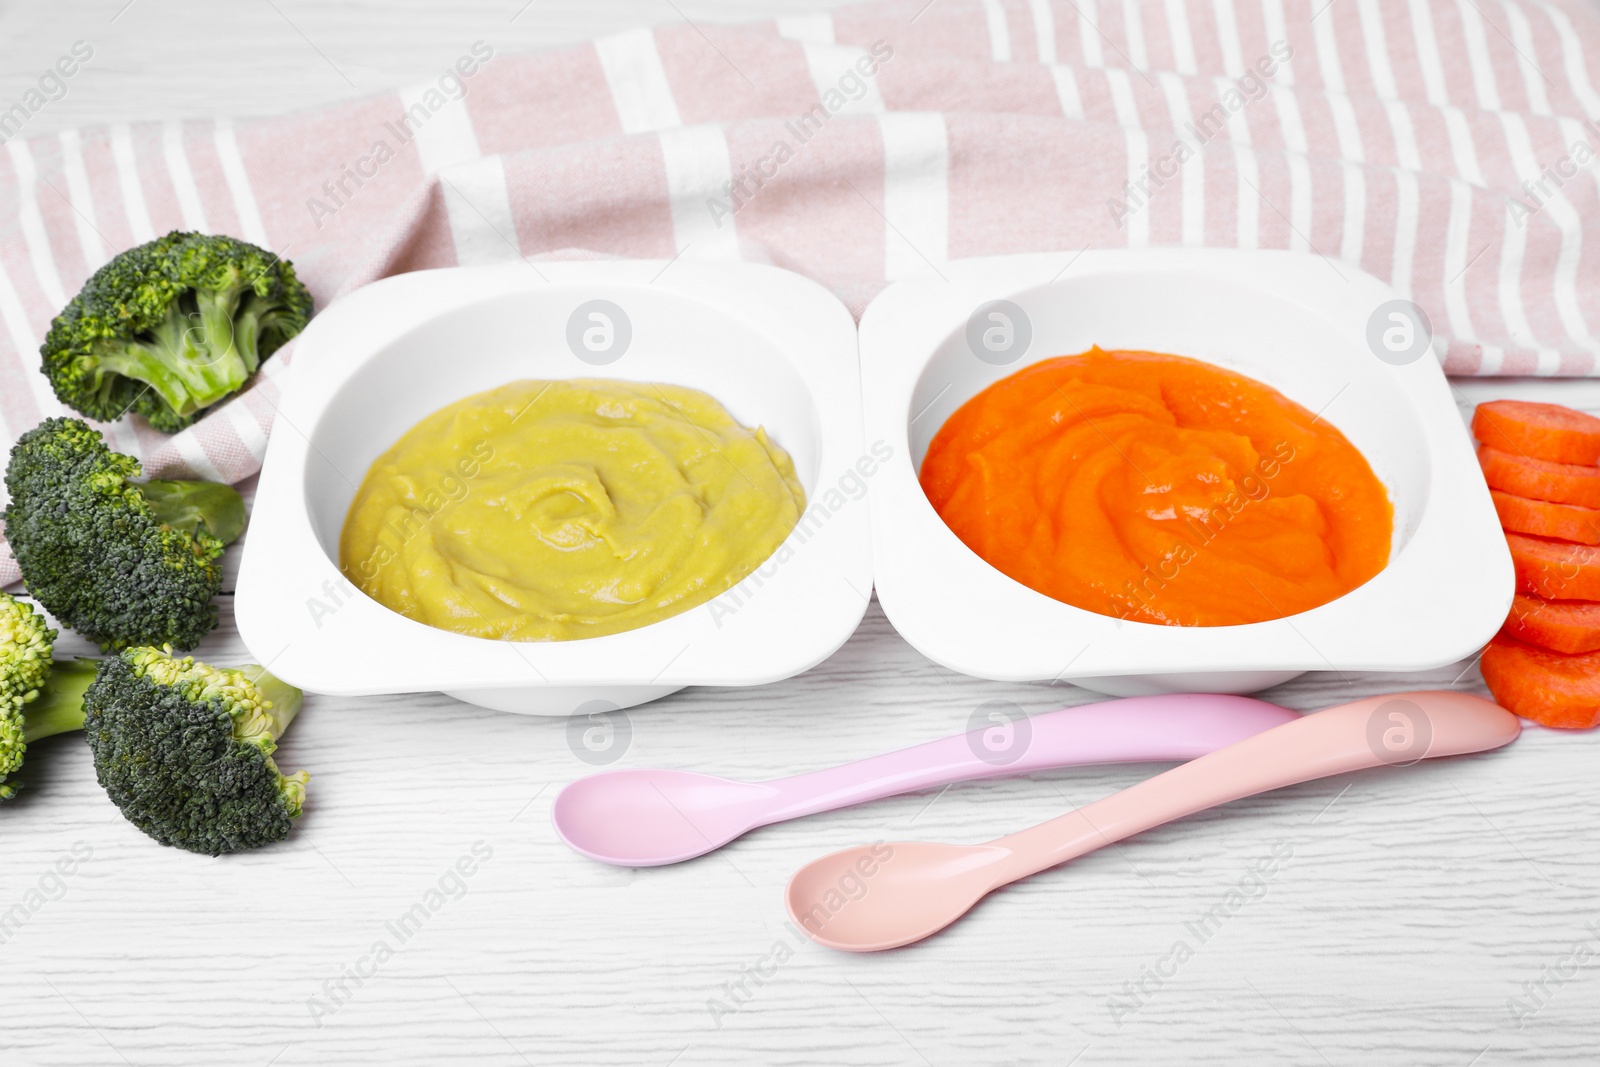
[
  {"left": 785, "top": 841, "right": 1006, "bottom": 952},
  {"left": 552, "top": 769, "right": 778, "bottom": 866}
]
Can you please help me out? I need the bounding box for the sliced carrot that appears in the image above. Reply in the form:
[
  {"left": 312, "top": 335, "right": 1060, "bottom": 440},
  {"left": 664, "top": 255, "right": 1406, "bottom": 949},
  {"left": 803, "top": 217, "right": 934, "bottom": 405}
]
[
  {"left": 1480, "top": 633, "right": 1600, "bottom": 729},
  {"left": 1506, "top": 533, "right": 1600, "bottom": 600},
  {"left": 1491, "top": 490, "right": 1600, "bottom": 544},
  {"left": 1478, "top": 446, "right": 1600, "bottom": 509},
  {"left": 1501, "top": 593, "right": 1600, "bottom": 654},
  {"left": 1473, "top": 400, "right": 1600, "bottom": 465}
]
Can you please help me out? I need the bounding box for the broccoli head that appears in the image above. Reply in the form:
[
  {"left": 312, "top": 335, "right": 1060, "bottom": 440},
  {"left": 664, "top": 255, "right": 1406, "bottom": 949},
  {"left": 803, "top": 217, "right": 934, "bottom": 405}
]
[
  {"left": 4, "top": 418, "right": 246, "bottom": 651},
  {"left": 83, "top": 646, "right": 308, "bottom": 854},
  {"left": 0, "top": 593, "right": 98, "bottom": 800},
  {"left": 0, "top": 592, "right": 52, "bottom": 716},
  {"left": 41, "top": 231, "right": 312, "bottom": 432}
]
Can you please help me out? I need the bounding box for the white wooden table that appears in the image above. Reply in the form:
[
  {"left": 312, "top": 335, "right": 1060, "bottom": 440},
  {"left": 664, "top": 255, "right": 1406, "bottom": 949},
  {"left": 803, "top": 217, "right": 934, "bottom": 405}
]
[{"left": 4, "top": 4, "right": 1599, "bottom": 1065}]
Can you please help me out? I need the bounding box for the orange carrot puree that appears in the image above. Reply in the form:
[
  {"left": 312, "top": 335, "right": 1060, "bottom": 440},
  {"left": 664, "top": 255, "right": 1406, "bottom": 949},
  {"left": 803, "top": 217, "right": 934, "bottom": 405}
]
[{"left": 919, "top": 349, "right": 1393, "bottom": 626}]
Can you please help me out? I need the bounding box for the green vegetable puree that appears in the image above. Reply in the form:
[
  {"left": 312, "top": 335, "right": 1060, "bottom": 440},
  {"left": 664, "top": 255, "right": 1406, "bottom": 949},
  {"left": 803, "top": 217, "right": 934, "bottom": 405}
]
[{"left": 340, "top": 379, "right": 805, "bottom": 641}]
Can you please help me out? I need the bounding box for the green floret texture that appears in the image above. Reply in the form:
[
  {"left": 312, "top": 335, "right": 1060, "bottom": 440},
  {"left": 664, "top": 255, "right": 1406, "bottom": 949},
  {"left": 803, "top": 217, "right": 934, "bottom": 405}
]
[
  {"left": 83, "top": 647, "right": 309, "bottom": 855},
  {"left": 0, "top": 593, "right": 55, "bottom": 799},
  {"left": 0, "top": 592, "right": 97, "bottom": 801},
  {"left": 41, "top": 231, "right": 312, "bottom": 432},
  {"left": 0, "top": 592, "right": 53, "bottom": 712},
  {"left": 4, "top": 417, "right": 244, "bottom": 651}
]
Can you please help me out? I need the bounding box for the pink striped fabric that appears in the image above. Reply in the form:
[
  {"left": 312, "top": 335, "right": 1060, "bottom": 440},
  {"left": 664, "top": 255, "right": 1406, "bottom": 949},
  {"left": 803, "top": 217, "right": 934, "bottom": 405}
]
[{"left": 4, "top": 0, "right": 1600, "bottom": 586}]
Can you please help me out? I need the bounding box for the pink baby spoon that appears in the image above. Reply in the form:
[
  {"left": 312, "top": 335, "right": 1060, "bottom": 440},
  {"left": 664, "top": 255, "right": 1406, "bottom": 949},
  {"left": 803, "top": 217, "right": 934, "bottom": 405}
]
[
  {"left": 552, "top": 693, "right": 1299, "bottom": 866},
  {"left": 785, "top": 691, "right": 1521, "bottom": 952}
]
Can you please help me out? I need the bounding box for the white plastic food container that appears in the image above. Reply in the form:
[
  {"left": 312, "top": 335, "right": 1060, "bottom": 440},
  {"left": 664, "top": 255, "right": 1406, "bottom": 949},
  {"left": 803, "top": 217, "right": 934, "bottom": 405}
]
[
  {"left": 858, "top": 249, "right": 1513, "bottom": 696},
  {"left": 236, "top": 259, "right": 871, "bottom": 714}
]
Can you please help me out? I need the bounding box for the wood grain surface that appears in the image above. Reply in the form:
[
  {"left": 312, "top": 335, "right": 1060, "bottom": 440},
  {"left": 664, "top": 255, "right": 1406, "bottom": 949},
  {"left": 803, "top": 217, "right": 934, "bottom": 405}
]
[{"left": 2, "top": 3, "right": 1599, "bottom": 1066}]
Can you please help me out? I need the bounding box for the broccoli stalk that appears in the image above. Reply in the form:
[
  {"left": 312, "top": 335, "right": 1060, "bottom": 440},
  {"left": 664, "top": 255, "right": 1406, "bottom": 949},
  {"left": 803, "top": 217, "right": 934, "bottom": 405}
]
[
  {"left": 41, "top": 231, "right": 312, "bottom": 432},
  {"left": 84, "top": 647, "right": 309, "bottom": 854},
  {"left": 15, "top": 662, "right": 98, "bottom": 742},
  {"left": 7, "top": 659, "right": 97, "bottom": 761},
  {"left": 89, "top": 274, "right": 277, "bottom": 421},
  {"left": 140, "top": 479, "right": 248, "bottom": 544},
  {"left": 0, "top": 592, "right": 96, "bottom": 800},
  {"left": 4, "top": 418, "right": 246, "bottom": 650}
]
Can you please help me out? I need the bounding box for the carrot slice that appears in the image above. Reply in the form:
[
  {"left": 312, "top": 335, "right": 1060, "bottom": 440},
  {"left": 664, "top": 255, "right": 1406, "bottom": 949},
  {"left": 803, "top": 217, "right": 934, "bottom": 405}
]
[
  {"left": 1473, "top": 400, "right": 1600, "bottom": 465},
  {"left": 1491, "top": 490, "right": 1600, "bottom": 544},
  {"left": 1478, "top": 447, "right": 1600, "bottom": 509},
  {"left": 1501, "top": 593, "right": 1600, "bottom": 654},
  {"left": 1480, "top": 633, "right": 1600, "bottom": 729},
  {"left": 1506, "top": 533, "right": 1600, "bottom": 599}
]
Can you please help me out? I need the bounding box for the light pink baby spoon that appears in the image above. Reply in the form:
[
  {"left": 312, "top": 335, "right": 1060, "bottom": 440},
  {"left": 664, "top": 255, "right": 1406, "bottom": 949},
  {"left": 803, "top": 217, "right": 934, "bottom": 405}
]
[
  {"left": 552, "top": 694, "right": 1298, "bottom": 866},
  {"left": 786, "top": 691, "right": 1521, "bottom": 952}
]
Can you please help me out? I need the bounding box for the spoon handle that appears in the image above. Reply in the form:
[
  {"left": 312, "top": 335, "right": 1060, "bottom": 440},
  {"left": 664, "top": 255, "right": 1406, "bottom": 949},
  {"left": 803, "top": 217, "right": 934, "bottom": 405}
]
[
  {"left": 758, "top": 693, "right": 1299, "bottom": 825},
  {"left": 986, "top": 691, "right": 1520, "bottom": 887}
]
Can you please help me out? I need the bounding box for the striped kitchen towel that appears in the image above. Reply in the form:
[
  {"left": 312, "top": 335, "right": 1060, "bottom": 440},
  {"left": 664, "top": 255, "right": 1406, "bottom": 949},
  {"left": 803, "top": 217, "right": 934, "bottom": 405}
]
[{"left": 3, "top": 0, "right": 1600, "bottom": 586}]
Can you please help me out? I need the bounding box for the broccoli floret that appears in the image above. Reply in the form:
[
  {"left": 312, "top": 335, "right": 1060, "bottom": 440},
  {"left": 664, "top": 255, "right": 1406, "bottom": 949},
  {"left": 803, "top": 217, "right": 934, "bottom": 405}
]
[
  {"left": 0, "top": 630, "right": 309, "bottom": 849},
  {"left": 0, "top": 593, "right": 98, "bottom": 800},
  {"left": 0, "top": 592, "right": 52, "bottom": 716},
  {"left": 41, "top": 231, "right": 312, "bottom": 432},
  {"left": 3, "top": 418, "right": 246, "bottom": 651},
  {"left": 82, "top": 647, "right": 308, "bottom": 854}
]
